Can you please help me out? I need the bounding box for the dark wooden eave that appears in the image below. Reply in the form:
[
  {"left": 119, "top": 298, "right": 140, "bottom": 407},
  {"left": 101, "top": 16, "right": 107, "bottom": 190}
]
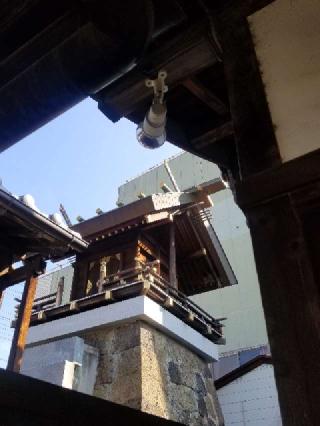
[
  {"left": 71, "top": 191, "right": 213, "bottom": 240},
  {"left": 0, "top": 187, "right": 88, "bottom": 263}
]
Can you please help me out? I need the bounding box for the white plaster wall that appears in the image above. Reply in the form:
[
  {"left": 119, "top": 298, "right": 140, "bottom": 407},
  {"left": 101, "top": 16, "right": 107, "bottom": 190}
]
[
  {"left": 37, "top": 265, "right": 74, "bottom": 304},
  {"left": 248, "top": 0, "right": 320, "bottom": 162},
  {"left": 218, "top": 364, "right": 282, "bottom": 426},
  {"left": 26, "top": 296, "right": 218, "bottom": 362}
]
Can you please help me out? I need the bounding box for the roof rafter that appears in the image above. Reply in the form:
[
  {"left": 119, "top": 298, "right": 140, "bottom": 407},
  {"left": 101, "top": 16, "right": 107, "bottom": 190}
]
[{"left": 182, "top": 78, "right": 228, "bottom": 116}]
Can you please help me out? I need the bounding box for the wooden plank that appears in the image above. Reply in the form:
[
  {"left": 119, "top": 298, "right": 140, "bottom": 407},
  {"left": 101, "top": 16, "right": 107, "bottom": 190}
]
[
  {"left": 182, "top": 78, "right": 227, "bottom": 115},
  {"left": 7, "top": 274, "right": 38, "bottom": 372},
  {"left": 191, "top": 121, "right": 234, "bottom": 149},
  {"left": 218, "top": 19, "right": 281, "bottom": 178},
  {"left": 236, "top": 148, "right": 320, "bottom": 209},
  {"left": 246, "top": 194, "right": 320, "bottom": 425}
]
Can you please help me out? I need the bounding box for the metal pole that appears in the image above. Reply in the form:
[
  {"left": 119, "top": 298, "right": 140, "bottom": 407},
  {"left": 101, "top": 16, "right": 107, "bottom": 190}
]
[
  {"left": 169, "top": 220, "right": 177, "bottom": 289},
  {"left": 7, "top": 274, "right": 38, "bottom": 372},
  {"left": 164, "top": 160, "right": 180, "bottom": 192},
  {"left": 55, "top": 277, "right": 64, "bottom": 306}
]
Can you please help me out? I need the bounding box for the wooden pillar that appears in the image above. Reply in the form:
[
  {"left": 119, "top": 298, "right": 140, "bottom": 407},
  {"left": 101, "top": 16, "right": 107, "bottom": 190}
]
[
  {"left": 97, "top": 257, "right": 107, "bottom": 292},
  {"left": 243, "top": 194, "right": 320, "bottom": 425},
  {"left": 234, "top": 150, "right": 320, "bottom": 426},
  {"left": 169, "top": 220, "right": 177, "bottom": 289},
  {"left": 7, "top": 274, "right": 38, "bottom": 372},
  {"left": 217, "top": 11, "right": 320, "bottom": 424}
]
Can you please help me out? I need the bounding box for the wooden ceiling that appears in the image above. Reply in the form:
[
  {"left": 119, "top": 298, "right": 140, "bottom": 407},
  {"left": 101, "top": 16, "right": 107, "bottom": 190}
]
[{"left": 0, "top": 0, "right": 275, "bottom": 180}]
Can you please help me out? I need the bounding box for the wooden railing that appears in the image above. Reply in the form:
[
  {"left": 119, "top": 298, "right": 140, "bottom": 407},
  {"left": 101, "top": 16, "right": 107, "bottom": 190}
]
[{"left": 29, "top": 262, "right": 225, "bottom": 343}]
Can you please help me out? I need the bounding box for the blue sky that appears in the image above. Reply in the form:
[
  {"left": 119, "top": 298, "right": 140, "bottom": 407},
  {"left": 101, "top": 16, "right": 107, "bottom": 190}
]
[
  {"left": 0, "top": 98, "right": 181, "bottom": 367},
  {"left": 0, "top": 98, "right": 181, "bottom": 222}
]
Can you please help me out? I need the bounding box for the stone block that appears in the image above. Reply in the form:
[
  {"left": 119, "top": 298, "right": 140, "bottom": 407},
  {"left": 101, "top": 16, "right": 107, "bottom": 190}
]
[{"left": 84, "top": 320, "right": 223, "bottom": 425}]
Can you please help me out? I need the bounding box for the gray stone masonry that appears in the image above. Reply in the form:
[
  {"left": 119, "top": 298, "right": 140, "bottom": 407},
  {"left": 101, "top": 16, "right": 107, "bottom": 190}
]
[{"left": 81, "top": 320, "right": 224, "bottom": 425}]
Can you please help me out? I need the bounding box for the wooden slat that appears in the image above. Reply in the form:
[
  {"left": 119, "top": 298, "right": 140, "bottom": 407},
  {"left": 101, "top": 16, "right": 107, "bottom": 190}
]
[
  {"left": 182, "top": 78, "right": 227, "bottom": 115},
  {"left": 7, "top": 274, "right": 38, "bottom": 372}
]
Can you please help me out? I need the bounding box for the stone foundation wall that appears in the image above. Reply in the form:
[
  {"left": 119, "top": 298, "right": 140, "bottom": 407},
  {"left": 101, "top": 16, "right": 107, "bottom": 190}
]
[{"left": 81, "top": 321, "right": 224, "bottom": 425}]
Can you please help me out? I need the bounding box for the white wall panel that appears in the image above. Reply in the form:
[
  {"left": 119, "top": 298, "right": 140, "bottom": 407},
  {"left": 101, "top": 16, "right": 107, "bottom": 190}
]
[
  {"left": 218, "top": 364, "right": 282, "bottom": 425},
  {"left": 249, "top": 0, "right": 320, "bottom": 162}
]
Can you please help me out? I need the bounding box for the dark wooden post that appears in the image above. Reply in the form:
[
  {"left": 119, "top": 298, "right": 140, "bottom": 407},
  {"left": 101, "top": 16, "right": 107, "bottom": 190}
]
[
  {"left": 233, "top": 152, "right": 320, "bottom": 426},
  {"left": 169, "top": 220, "right": 177, "bottom": 289},
  {"left": 7, "top": 256, "right": 45, "bottom": 373},
  {"left": 7, "top": 273, "right": 38, "bottom": 372},
  {"left": 218, "top": 11, "right": 320, "bottom": 425},
  {"left": 244, "top": 194, "right": 320, "bottom": 425}
]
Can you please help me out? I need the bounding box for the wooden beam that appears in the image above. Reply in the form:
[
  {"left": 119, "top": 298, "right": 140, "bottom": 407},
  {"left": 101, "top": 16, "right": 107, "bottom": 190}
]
[
  {"left": 217, "top": 0, "right": 276, "bottom": 25},
  {"left": 191, "top": 121, "right": 234, "bottom": 149},
  {"left": 7, "top": 274, "right": 38, "bottom": 372},
  {"left": 96, "top": 23, "right": 218, "bottom": 120},
  {"left": 182, "top": 78, "right": 228, "bottom": 115},
  {"left": 218, "top": 19, "right": 281, "bottom": 178},
  {"left": 236, "top": 147, "right": 320, "bottom": 209},
  {"left": 169, "top": 221, "right": 177, "bottom": 289}
]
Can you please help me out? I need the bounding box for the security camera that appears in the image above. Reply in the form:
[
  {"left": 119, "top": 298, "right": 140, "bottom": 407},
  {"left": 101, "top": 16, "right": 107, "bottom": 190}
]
[
  {"left": 136, "top": 102, "right": 167, "bottom": 149},
  {"left": 136, "top": 70, "right": 168, "bottom": 149}
]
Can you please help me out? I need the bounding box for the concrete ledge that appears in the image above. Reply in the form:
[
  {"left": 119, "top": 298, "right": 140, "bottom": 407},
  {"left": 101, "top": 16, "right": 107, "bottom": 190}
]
[{"left": 27, "top": 296, "right": 218, "bottom": 361}]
